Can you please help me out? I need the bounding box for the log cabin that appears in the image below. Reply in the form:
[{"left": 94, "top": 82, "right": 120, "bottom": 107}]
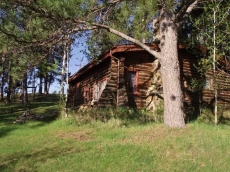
[{"left": 68, "top": 44, "right": 230, "bottom": 110}]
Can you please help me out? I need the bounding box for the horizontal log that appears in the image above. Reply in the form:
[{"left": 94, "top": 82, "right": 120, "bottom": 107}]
[
  {"left": 107, "top": 81, "right": 117, "bottom": 86},
  {"left": 138, "top": 73, "right": 153, "bottom": 78},
  {"left": 109, "top": 76, "right": 118, "bottom": 80},
  {"left": 104, "top": 87, "right": 117, "bottom": 92}
]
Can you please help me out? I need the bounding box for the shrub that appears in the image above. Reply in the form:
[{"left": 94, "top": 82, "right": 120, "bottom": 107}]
[
  {"left": 197, "top": 107, "right": 214, "bottom": 124},
  {"left": 153, "top": 102, "right": 164, "bottom": 122},
  {"left": 73, "top": 106, "right": 163, "bottom": 126},
  {"left": 197, "top": 105, "right": 225, "bottom": 125}
]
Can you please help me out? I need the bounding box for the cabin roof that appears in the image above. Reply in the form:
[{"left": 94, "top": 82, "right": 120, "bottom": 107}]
[{"left": 69, "top": 43, "right": 160, "bottom": 83}]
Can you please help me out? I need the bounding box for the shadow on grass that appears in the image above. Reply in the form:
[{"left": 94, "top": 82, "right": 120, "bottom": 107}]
[
  {"left": 0, "top": 102, "right": 59, "bottom": 123},
  {"left": 0, "top": 94, "right": 60, "bottom": 139},
  {"left": 0, "top": 114, "right": 59, "bottom": 139},
  {"left": 0, "top": 106, "right": 60, "bottom": 139},
  {"left": 0, "top": 125, "right": 18, "bottom": 139},
  {"left": 0, "top": 145, "right": 76, "bottom": 171}
]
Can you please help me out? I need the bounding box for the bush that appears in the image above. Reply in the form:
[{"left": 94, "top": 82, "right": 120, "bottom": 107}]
[
  {"left": 153, "top": 102, "right": 164, "bottom": 122},
  {"left": 197, "top": 107, "right": 214, "bottom": 124},
  {"left": 197, "top": 105, "right": 225, "bottom": 125},
  {"left": 73, "top": 106, "right": 164, "bottom": 127}
]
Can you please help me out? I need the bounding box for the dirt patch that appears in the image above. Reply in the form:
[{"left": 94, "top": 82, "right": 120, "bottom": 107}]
[{"left": 57, "top": 130, "right": 94, "bottom": 142}]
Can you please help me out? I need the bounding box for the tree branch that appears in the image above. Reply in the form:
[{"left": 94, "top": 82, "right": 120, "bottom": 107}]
[
  {"left": 176, "top": 0, "right": 198, "bottom": 27},
  {"left": 83, "top": 22, "right": 161, "bottom": 59}
]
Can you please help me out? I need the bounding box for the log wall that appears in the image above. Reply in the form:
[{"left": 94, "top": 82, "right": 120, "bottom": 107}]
[
  {"left": 179, "top": 49, "right": 230, "bottom": 108},
  {"left": 69, "top": 47, "right": 230, "bottom": 110},
  {"left": 69, "top": 59, "right": 113, "bottom": 108},
  {"left": 116, "top": 51, "right": 156, "bottom": 108}
]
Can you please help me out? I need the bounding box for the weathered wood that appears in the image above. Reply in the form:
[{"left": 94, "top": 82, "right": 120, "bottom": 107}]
[{"left": 68, "top": 44, "right": 230, "bottom": 110}]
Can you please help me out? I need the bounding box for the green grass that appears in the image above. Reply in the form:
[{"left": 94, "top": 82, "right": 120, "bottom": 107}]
[
  {"left": 1, "top": 119, "right": 230, "bottom": 171},
  {"left": 0, "top": 94, "right": 60, "bottom": 124},
  {"left": 1, "top": 96, "right": 230, "bottom": 171}
]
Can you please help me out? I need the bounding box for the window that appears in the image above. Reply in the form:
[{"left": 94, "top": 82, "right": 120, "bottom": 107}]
[
  {"left": 83, "top": 87, "right": 90, "bottom": 104},
  {"left": 204, "top": 78, "right": 213, "bottom": 90},
  {"left": 93, "top": 79, "right": 107, "bottom": 101},
  {"left": 127, "top": 71, "right": 138, "bottom": 93}
]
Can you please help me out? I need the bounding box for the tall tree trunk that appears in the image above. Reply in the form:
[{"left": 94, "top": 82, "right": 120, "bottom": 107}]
[
  {"left": 213, "top": 7, "right": 218, "bottom": 125},
  {"left": 0, "top": 84, "right": 3, "bottom": 101},
  {"left": 44, "top": 73, "right": 48, "bottom": 95},
  {"left": 22, "top": 73, "right": 28, "bottom": 104},
  {"left": 159, "top": 9, "right": 185, "bottom": 128},
  {"left": 0, "top": 71, "right": 4, "bottom": 101},
  {"left": 32, "top": 67, "right": 36, "bottom": 98},
  {"left": 6, "top": 61, "right": 11, "bottom": 104},
  {"left": 32, "top": 67, "right": 36, "bottom": 94},
  {"left": 47, "top": 73, "right": 52, "bottom": 94},
  {"left": 39, "top": 75, "right": 43, "bottom": 94},
  {"left": 6, "top": 78, "right": 11, "bottom": 103},
  {"left": 65, "top": 44, "right": 70, "bottom": 118},
  {"left": 60, "top": 46, "right": 66, "bottom": 97}
]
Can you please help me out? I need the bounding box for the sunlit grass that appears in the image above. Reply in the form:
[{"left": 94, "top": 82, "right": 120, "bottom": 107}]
[
  {"left": 1, "top": 95, "right": 230, "bottom": 171},
  {"left": 1, "top": 119, "right": 230, "bottom": 172}
]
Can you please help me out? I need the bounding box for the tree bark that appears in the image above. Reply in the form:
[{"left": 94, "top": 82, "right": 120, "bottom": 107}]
[
  {"left": 32, "top": 67, "right": 36, "bottom": 95},
  {"left": 44, "top": 73, "right": 48, "bottom": 95},
  {"left": 22, "top": 73, "right": 28, "bottom": 104},
  {"left": 159, "top": 9, "right": 185, "bottom": 128},
  {"left": 65, "top": 44, "right": 70, "bottom": 118},
  {"left": 39, "top": 75, "right": 43, "bottom": 94},
  {"left": 0, "top": 70, "right": 4, "bottom": 101},
  {"left": 47, "top": 73, "right": 52, "bottom": 94},
  {"left": 213, "top": 7, "right": 218, "bottom": 125},
  {"left": 6, "top": 61, "right": 11, "bottom": 104},
  {"left": 60, "top": 45, "right": 66, "bottom": 97}
]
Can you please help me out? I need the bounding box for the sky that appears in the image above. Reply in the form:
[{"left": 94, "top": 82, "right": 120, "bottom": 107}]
[{"left": 48, "top": 41, "right": 88, "bottom": 94}]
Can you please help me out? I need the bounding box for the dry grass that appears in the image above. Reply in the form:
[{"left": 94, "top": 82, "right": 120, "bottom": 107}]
[{"left": 57, "top": 129, "right": 94, "bottom": 142}]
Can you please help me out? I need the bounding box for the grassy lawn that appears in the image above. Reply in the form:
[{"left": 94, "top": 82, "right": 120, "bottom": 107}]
[
  {"left": 0, "top": 94, "right": 60, "bottom": 124},
  {"left": 1, "top": 119, "right": 230, "bottom": 171},
  {"left": 1, "top": 96, "right": 230, "bottom": 171}
]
